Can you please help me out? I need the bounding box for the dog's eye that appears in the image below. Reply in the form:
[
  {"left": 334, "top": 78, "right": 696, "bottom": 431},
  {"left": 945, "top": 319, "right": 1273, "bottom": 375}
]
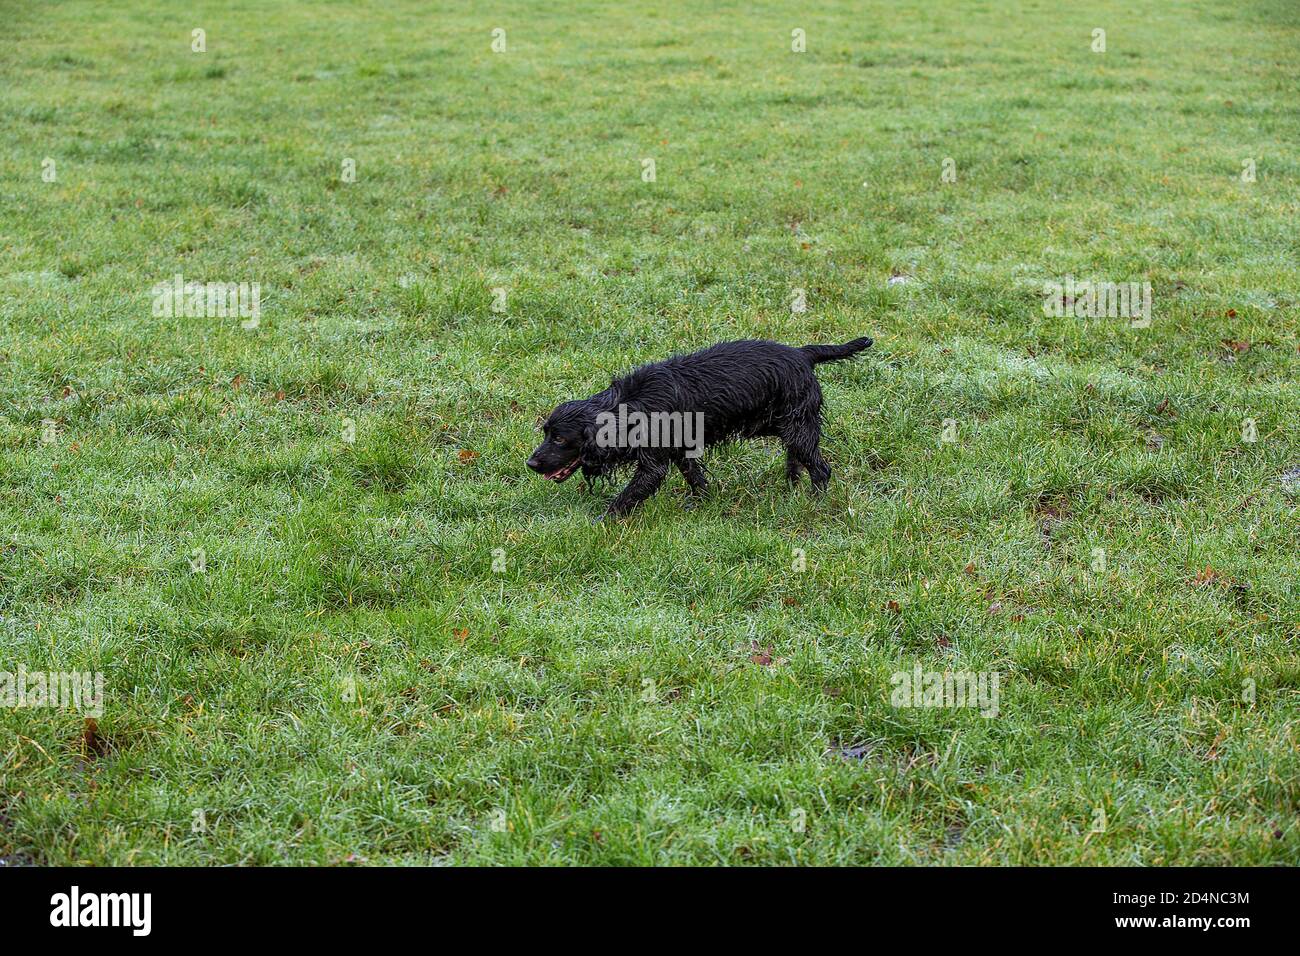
[{"left": 552, "top": 436, "right": 566, "bottom": 446}]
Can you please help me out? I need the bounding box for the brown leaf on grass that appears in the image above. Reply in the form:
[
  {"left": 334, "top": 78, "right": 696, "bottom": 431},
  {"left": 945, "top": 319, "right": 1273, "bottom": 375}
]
[
  {"left": 1144, "top": 429, "right": 1165, "bottom": 452},
  {"left": 1225, "top": 308, "right": 1237, "bottom": 318},
  {"left": 988, "top": 601, "right": 1003, "bottom": 615},
  {"left": 457, "top": 450, "right": 479, "bottom": 464},
  {"left": 452, "top": 628, "right": 469, "bottom": 643},
  {"left": 80, "top": 718, "right": 108, "bottom": 759},
  {"left": 781, "top": 596, "right": 799, "bottom": 607},
  {"left": 1192, "top": 565, "right": 1223, "bottom": 586},
  {"left": 885, "top": 600, "right": 901, "bottom": 613},
  {"left": 1220, "top": 338, "right": 1249, "bottom": 353},
  {"left": 1154, "top": 398, "right": 1173, "bottom": 416},
  {"left": 936, "top": 634, "right": 952, "bottom": 649},
  {"left": 273, "top": 389, "right": 286, "bottom": 402},
  {"left": 749, "top": 643, "right": 773, "bottom": 666},
  {"left": 230, "top": 374, "right": 245, "bottom": 389},
  {"left": 962, "top": 562, "right": 977, "bottom": 576}
]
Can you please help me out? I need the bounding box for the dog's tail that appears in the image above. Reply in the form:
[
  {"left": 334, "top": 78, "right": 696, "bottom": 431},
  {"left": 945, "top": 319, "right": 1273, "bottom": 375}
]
[{"left": 800, "top": 336, "right": 874, "bottom": 365}]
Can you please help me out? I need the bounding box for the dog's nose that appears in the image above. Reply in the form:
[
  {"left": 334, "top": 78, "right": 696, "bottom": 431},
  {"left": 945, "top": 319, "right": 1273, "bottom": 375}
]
[{"left": 526, "top": 457, "right": 541, "bottom": 471}]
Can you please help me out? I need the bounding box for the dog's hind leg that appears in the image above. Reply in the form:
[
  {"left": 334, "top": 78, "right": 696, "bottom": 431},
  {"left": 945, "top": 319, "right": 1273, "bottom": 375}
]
[
  {"left": 602, "top": 460, "right": 669, "bottom": 519},
  {"left": 789, "top": 437, "right": 831, "bottom": 494},
  {"left": 676, "top": 458, "right": 708, "bottom": 498},
  {"left": 785, "top": 451, "right": 805, "bottom": 486},
  {"left": 802, "top": 446, "right": 832, "bottom": 494},
  {"left": 781, "top": 399, "right": 831, "bottom": 494}
]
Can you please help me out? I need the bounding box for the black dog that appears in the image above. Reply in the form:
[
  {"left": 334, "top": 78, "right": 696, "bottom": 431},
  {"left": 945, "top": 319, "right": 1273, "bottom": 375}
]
[{"left": 527, "top": 337, "right": 872, "bottom": 518}]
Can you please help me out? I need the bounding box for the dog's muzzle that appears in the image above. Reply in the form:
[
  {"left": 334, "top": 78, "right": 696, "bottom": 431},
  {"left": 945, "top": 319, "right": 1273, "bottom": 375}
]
[{"left": 528, "top": 456, "right": 582, "bottom": 482}]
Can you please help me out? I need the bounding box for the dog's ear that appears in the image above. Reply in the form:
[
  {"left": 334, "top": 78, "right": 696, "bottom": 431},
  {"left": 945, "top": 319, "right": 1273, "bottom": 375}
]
[{"left": 581, "top": 416, "right": 609, "bottom": 465}]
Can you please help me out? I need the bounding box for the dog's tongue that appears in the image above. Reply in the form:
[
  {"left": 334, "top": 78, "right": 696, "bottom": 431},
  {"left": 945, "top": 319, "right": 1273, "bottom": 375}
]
[{"left": 546, "top": 458, "right": 580, "bottom": 481}]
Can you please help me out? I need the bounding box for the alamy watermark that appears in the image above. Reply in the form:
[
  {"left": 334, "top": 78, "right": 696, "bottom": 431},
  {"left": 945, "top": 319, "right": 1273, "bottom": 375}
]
[
  {"left": 50, "top": 886, "right": 150, "bottom": 936},
  {"left": 1, "top": 667, "right": 104, "bottom": 717},
  {"left": 594, "top": 404, "right": 705, "bottom": 458},
  {"left": 151, "top": 273, "right": 261, "bottom": 327},
  {"left": 891, "top": 666, "right": 1000, "bottom": 718},
  {"left": 1042, "top": 277, "right": 1151, "bottom": 327}
]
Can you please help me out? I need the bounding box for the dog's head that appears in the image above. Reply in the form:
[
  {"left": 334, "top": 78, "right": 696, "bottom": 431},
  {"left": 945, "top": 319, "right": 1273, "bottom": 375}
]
[{"left": 527, "top": 398, "right": 598, "bottom": 483}]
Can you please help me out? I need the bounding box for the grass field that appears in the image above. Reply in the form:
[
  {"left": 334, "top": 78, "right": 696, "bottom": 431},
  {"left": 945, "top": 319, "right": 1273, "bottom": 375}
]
[{"left": 1, "top": 0, "right": 1298, "bottom": 865}]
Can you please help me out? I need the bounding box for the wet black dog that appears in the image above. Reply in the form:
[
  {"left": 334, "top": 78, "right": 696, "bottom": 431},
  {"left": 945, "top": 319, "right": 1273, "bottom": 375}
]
[{"left": 527, "top": 337, "right": 872, "bottom": 519}]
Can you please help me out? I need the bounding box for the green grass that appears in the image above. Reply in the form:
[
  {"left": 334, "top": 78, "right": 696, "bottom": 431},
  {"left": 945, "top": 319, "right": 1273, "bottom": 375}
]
[{"left": 1, "top": 0, "right": 1298, "bottom": 865}]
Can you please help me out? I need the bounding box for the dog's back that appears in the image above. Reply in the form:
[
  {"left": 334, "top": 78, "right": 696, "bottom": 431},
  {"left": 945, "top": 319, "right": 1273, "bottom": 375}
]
[{"left": 617, "top": 338, "right": 871, "bottom": 444}]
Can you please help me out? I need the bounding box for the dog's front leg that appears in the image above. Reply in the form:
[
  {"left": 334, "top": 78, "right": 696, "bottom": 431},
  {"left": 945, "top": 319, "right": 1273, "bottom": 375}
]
[
  {"left": 676, "top": 457, "right": 708, "bottom": 506},
  {"left": 601, "top": 460, "right": 669, "bottom": 519}
]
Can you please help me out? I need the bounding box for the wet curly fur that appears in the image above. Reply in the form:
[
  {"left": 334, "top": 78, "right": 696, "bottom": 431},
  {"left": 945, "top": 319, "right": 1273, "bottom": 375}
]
[{"left": 527, "top": 337, "right": 873, "bottom": 518}]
